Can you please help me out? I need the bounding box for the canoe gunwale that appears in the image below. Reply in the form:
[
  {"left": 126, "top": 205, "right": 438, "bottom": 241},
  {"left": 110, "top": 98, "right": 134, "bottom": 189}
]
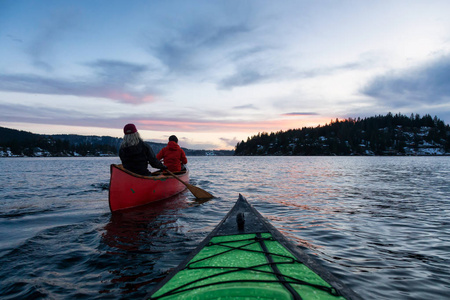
[
  {"left": 112, "top": 164, "right": 187, "bottom": 180},
  {"left": 146, "top": 194, "right": 361, "bottom": 300}
]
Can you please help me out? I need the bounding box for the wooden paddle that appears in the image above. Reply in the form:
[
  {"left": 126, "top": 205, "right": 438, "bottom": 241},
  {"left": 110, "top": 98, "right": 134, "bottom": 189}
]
[{"left": 165, "top": 169, "right": 214, "bottom": 199}]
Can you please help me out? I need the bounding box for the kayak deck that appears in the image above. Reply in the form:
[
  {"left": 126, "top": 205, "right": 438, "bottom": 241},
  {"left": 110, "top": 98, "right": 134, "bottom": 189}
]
[{"left": 147, "top": 195, "right": 360, "bottom": 300}]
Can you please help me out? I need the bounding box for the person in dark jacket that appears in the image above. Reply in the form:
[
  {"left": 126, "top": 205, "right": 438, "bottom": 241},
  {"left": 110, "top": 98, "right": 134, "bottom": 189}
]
[
  {"left": 156, "top": 135, "right": 188, "bottom": 172},
  {"left": 119, "top": 123, "right": 166, "bottom": 176}
]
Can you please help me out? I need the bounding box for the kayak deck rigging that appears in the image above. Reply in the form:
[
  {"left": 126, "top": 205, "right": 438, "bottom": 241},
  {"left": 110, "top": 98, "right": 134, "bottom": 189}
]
[
  {"left": 151, "top": 233, "right": 340, "bottom": 299},
  {"left": 147, "top": 194, "right": 360, "bottom": 300}
]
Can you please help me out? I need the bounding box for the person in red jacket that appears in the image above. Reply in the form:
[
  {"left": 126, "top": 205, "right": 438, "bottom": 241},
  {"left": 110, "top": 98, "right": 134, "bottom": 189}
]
[{"left": 156, "top": 135, "right": 188, "bottom": 172}]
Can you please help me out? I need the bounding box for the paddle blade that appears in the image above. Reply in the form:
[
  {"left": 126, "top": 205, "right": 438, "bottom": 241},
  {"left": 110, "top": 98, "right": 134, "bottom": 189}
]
[
  {"left": 165, "top": 169, "right": 213, "bottom": 200},
  {"left": 185, "top": 183, "right": 214, "bottom": 199}
]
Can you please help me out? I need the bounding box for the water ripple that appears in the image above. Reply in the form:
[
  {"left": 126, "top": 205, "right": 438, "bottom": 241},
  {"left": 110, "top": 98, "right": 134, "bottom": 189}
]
[{"left": 0, "top": 156, "right": 449, "bottom": 299}]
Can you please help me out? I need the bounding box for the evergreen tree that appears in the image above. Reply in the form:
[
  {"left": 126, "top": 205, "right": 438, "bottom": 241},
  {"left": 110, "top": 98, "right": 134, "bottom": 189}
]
[{"left": 234, "top": 113, "right": 450, "bottom": 156}]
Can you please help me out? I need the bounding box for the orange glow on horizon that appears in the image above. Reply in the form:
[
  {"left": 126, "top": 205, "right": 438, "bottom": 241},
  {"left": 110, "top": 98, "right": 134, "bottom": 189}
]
[{"left": 138, "top": 116, "right": 331, "bottom": 133}]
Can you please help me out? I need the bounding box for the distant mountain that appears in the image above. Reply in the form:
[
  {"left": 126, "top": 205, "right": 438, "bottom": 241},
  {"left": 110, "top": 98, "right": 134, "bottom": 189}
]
[
  {"left": 0, "top": 127, "right": 121, "bottom": 157},
  {"left": 0, "top": 127, "right": 234, "bottom": 157},
  {"left": 235, "top": 113, "right": 450, "bottom": 156},
  {"left": 0, "top": 127, "right": 39, "bottom": 144}
]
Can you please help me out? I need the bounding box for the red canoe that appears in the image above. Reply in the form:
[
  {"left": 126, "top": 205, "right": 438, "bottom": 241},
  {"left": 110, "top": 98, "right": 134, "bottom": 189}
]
[{"left": 108, "top": 164, "right": 189, "bottom": 212}]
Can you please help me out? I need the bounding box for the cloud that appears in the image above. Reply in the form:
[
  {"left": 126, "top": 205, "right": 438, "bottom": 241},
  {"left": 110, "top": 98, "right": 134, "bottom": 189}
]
[
  {"left": 7, "top": 34, "right": 23, "bottom": 43},
  {"left": 362, "top": 54, "right": 450, "bottom": 107},
  {"left": 299, "top": 59, "right": 376, "bottom": 78},
  {"left": 26, "top": 9, "right": 79, "bottom": 72},
  {"left": 0, "top": 102, "right": 120, "bottom": 128},
  {"left": 0, "top": 73, "right": 81, "bottom": 95},
  {"left": 0, "top": 60, "right": 159, "bottom": 104},
  {"left": 142, "top": 5, "right": 295, "bottom": 90},
  {"left": 174, "top": 136, "right": 221, "bottom": 150},
  {"left": 146, "top": 18, "right": 253, "bottom": 76},
  {"left": 233, "top": 104, "right": 258, "bottom": 110},
  {"left": 219, "top": 137, "right": 240, "bottom": 148},
  {"left": 217, "top": 45, "right": 294, "bottom": 90},
  {"left": 282, "top": 112, "right": 319, "bottom": 116},
  {"left": 0, "top": 101, "right": 257, "bottom": 132},
  {"left": 219, "top": 68, "right": 273, "bottom": 90},
  {"left": 218, "top": 53, "right": 377, "bottom": 90},
  {"left": 88, "top": 60, "right": 148, "bottom": 83},
  {"left": 0, "top": 105, "right": 300, "bottom": 133},
  {"left": 137, "top": 117, "right": 314, "bottom": 133}
]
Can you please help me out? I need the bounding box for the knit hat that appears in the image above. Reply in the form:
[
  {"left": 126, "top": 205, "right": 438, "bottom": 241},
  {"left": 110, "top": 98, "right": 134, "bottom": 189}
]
[{"left": 123, "top": 123, "right": 137, "bottom": 135}]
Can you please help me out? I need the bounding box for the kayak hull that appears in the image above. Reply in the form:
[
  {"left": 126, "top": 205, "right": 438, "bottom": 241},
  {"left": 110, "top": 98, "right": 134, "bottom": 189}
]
[
  {"left": 147, "top": 194, "right": 360, "bottom": 300},
  {"left": 108, "top": 164, "right": 188, "bottom": 212}
]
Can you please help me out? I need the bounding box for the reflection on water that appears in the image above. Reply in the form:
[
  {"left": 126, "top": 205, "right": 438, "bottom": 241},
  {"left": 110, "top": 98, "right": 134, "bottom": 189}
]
[
  {"left": 0, "top": 156, "right": 449, "bottom": 299},
  {"left": 103, "top": 196, "right": 185, "bottom": 253},
  {"left": 100, "top": 192, "right": 216, "bottom": 296},
  {"left": 200, "top": 156, "right": 450, "bottom": 299},
  {"left": 101, "top": 195, "right": 190, "bottom": 296}
]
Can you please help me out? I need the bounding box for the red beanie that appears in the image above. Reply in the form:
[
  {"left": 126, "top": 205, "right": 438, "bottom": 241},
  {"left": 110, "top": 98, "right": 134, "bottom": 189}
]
[{"left": 123, "top": 123, "right": 137, "bottom": 135}]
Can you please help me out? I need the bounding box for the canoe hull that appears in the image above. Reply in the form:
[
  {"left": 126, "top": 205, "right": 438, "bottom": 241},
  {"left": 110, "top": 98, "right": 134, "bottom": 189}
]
[
  {"left": 108, "top": 164, "right": 188, "bottom": 212},
  {"left": 147, "top": 194, "right": 360, "bottom": 300}
]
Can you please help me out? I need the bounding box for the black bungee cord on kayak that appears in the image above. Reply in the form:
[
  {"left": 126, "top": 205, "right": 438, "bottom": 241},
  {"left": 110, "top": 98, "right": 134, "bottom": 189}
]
[{"left": 149, "top": 234, "right": 341, "bottom": 300}]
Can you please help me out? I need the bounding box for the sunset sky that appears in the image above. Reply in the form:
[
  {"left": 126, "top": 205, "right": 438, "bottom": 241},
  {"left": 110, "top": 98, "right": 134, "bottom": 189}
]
[{"left": 1, "top": 1, "right": 450, "bottom": 150}]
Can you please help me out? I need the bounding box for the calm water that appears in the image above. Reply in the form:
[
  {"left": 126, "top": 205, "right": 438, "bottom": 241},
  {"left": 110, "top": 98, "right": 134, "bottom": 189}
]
[{"left": 0, "top": 156, "right": 449, "bottom": 299}]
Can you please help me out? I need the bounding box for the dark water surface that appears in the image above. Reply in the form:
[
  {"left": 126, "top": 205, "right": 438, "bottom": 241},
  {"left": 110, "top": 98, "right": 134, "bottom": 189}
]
[{"left": 0, "top": 156, "right": 449, "bottom": 299}]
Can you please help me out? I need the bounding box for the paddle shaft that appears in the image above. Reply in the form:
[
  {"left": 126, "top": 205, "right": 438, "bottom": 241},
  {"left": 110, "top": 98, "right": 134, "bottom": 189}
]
[
  {"left": 165, "top": 169, "right": 213, "bottom": 199},
  {"left": 165, "top": 169, "right": 188, "bottom": 186}
]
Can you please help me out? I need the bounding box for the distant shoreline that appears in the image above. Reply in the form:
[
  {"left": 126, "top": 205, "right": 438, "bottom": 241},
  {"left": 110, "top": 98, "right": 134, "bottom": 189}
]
[{"left": 1, "top": 153, "right": 448, "bottom": 158}]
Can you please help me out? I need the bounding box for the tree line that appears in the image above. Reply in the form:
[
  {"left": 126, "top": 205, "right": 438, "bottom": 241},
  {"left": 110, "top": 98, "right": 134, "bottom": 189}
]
[
  {"left": 0, "top": 127, "right": 235, "bottom": 157},
  {"left": 0, "top": 127, "right": 120, "bottom": 156},
  {"left": 234, "top": 113, "right": 450, "bottom": 156}
]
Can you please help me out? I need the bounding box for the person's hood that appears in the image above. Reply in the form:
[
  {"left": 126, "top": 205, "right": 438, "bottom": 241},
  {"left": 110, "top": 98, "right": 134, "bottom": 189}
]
[{"left": 167, "top": 141, "right": 180, "bottom": 150}]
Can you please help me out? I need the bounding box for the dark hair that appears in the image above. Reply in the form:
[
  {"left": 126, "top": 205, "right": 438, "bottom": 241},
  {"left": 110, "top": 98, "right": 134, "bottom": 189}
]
[{"left": 169, "top": 135, "right": 178, "bottom": 143}]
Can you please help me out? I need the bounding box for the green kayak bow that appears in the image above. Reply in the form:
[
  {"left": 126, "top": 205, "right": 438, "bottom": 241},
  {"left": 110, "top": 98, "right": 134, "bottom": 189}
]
[{"left": 147, "top": 194, "right": 360, "bottom": 300}]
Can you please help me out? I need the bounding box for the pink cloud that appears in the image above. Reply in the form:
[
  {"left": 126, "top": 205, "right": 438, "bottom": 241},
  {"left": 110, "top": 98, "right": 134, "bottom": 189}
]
[{"left": 99, "top": 90, "right": 156, "bottom": 104}]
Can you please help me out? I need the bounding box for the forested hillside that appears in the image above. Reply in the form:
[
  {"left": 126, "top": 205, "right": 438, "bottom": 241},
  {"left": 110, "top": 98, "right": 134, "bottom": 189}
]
[
  {"left": 0, "top": 127, "right": 234, "bottom": 157},
  {"left": 0, "top": 128, "right": 121, "bottom": 157},
  {"left": 234, "top": 113, "right": 450, "bottom": 156}
]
